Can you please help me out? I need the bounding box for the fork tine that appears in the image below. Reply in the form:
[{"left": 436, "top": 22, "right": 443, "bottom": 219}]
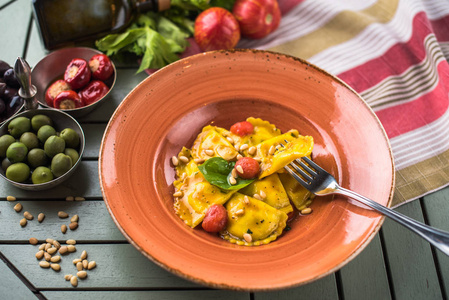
[
  {"left": 284, "top": 165, "right": 309, "bottom": 187},
  {"left": 294, "top": 158, "right": 316, "bottom": 176},
  {"left": 301, "top": 156, "right": 325, "bottom": 173},
  {"left": 289, "top": 160, "right": 313, "bottom": 181}
]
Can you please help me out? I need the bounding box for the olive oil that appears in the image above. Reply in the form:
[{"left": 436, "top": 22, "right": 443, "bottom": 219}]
[{"left": 32, "top": 0, "right": 171, "bottom": 50}]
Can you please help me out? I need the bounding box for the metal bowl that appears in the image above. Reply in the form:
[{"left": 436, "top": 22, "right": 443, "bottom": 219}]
[
  {"left": 31, "top": 47, "right": 116, "bottom": 118},
  {"left": 0, "top": 108, "right": 85, "bottom": 190}
]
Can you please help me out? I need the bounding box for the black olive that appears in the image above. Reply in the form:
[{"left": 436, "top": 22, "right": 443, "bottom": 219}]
[
  {"left": 3, "top": 86, "right": 17, "bottom": 101},
  {"left": 0, "top": 60, "right": 11, "bottom": 77},
  {"left": 0, "top": 82, "right": 6, "bottom": 97},
  {"left": 0, "top": 98, "right": 5, "bottom": 115},
  {"left": 6, "top": 95, "right": 23, "bottom": 117},
  {"left": 3, "top": 68, "right": 20, "bottom": 89}
]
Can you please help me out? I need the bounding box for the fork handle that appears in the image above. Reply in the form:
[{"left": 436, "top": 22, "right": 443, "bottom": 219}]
[{"left": 336, "top": 187, "right": 449, "bottom": 256}]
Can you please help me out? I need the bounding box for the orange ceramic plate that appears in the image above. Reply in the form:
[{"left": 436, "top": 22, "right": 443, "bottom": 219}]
[{"left": 99, "top": 49, "right": 395, "bottom": 291}]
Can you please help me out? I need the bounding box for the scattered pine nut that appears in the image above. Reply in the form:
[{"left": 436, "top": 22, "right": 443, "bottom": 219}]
[
  {"left": 59, "top": 246, "right": 68, "bottom": 255},
  {"left": 248, "top": 146, "right": 256, "bottom": 155},
  {"left": 69, "top": 222, "right": 78, "bottom": 230},
  {"left": 52, "top": 240, "right": 61, "bottom": 249},
  {"left": 253, "top": 194, "right": 262, "bottom": 200},
  {"left": 38, "top": 243, "right": 46, "bottom": 251},
  {"left": 194, "top": 158, "right": 204, "bottom": 164},
  {"left": 51, "top": 263, "right": 61, "bottom": 271},
  {"left": 75, "top": 197, "right": 85, "bottom": 201},
  {"left": 80, "top": 250, "right": 87, "bottom": 260},
  {"left": 66, "top": 196, "right": 74, "bottom": 201},
  {"left": 44, "top": 252, "right": 52, "bottom": 261},
  {"left": 239, "top": 144, "right": 249, "bottom": 151},
  {"left": 77, "top": 271, "right": 87, "bottom": 279},
  {"left": 243, "top": 196, "right": 250, "bottom": 204},
  {"left": 19, "top": 218, "right": 27, "bottom": 227},
  {"left": 234, "top": 144, "right": 240, "bottom": 151},
  {"left": 13, "top": 203, "right": 22, "bottom": 212},
  {"left": 204, "top": 149, "right": 214, "bottom": 156},
  {"left": 171, "top": 156, "right": 179, "bottom": 166},
  {"left": 173, "top": 191, "right": 183, "bottom": 197},
  {"left": 243, "top": 233, "right": 252, "bottom": 243},
  {"left": 47, "top": 247, "right": 57, "bottom": 255},
  {"left": 235, "top": 209, "right": 245, "bottom": 216},
  {"left": 70, "top": 276, "right": 78, "bottom": 287},
  {"left": 259, "top": 190, "right": 266, "bottom": 199},
  {"left": 236, "top": 154, "right": 243, "bottom": 160},
  {"left": 29, "top": 238, "right": 38, "bottom": 245},
  {"left": 23, "top": 211, "right": 33, "bottom": 220},
  {"left": 231, "top": 168, "right": 237, "bottom": 178},
  {"left": 37, "top": 213, "right": 45, "bottom": 223},
  {"left": 50, "top": 256, "right": 61, "bottom": 263},
  {"left": 64, "top": 274, "right": 73, "bottom": 281},
  {"left": 226, "top": 137, "right": 234, "bottom": 144},
  {"left": 39, "top": 261, "right": 50, "bottom": 268},
  {"left": 6, "top": 196, "right": 16, "bottom": 201},
  {"left": 58, "top": 211, "right": 69, "bottom": 218},
  {"left": 179, "top": 156, "right": 189, "bottom": 163},
  {"left": 44, "top": 243, "right": 52, "bottom": 251},
  {"left": 268, "top": 145, "right": 275, "bottom": 155},
  {"left": 73, "top": 258, "right": 82, "bottom": 265},
  {"left": 71, "top": 214, "right": 79, "bottom": 223},
  {"left": 66, "top": 239, "right": 76, "bottom": 245},
  {"left": 35, "top": 250, "right": 44, "bottom": 260},
  {"left": 46, "top": 238, "right": 54, "bottom": 243},
  {"left": 229, "top": 176, "right": 237, "bottom": 185},
  {"left": 300, "top": 208, "right": 312, "bottom": 215},
  {"left": 87, "top": 261, "right": 96, "bottom": 270},
  {"left": 82, "top": 259, "right": 88, "bottom": 269},
  {"left": 67, "top": 245, "right": 76, "bottom": 253},
  {"left": 76, "top": 262, "right": 83, "bottom": 271},
  {"left": 236, "top": 165, "right": 244, "bottom": 174},
  {"left": 61, "top": 224, "right": 67, "bottom": 234}
]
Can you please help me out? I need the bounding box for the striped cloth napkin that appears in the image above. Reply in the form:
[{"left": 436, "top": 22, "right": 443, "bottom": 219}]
[{"left": 237, "top": 0, "right": 449, "bottom": 207}]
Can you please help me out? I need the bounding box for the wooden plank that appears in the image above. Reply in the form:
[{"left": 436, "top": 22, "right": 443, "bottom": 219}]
[
  {"left": 381, "top": 200, "right": 443, "bottom": 299},
  {"left": 339, "top": 233, "right": 391, "bottom": 300},
  {"left": 0, "top": 160, "right": 101, "bottom": 198},
  {"left": 0, "top": 244, "right": 201, "bottom": 289},
  {"left": 0, "top": 256, "right": 37, "bottom": 299},
  {"left": 24, "top": 17, "right": 48, "bottom": 68},
  {"left": 79, "top": 123, "right": 105, "bottom": 159},
  {"left": 0, "top": 1, "right": 31, "bottom": 65},
  {"left": 0, "top": 200, "right": 125, "bottom": 242},
  {"left": 43, "top": 290, "right": 250, "bottom": 300},
  {"left": 254, "top": 274, "right": 337, "bottom": 300},
  {"left": 421, "top": 187, "right": 449, "bottom": 296}
]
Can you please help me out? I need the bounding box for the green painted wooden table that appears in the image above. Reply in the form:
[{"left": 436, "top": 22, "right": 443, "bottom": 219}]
[{"left": 1, "top": 1, "right": 449, "bottom": 299}]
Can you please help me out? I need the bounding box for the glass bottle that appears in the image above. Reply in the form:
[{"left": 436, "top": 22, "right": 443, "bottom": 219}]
[{"left": 32, "top": 0, "right": 171, "bottom": 50}]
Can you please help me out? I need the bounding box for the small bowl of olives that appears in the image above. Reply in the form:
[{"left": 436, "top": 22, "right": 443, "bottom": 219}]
[
  {"left": 0, "top": 60, "right": 25, "bottom": 124},
  {"left": 31, "top": 47, "right": 116, "bottom": 118},
  {"left": 0, "top": 108, "right": 85, "bottom": 190}
]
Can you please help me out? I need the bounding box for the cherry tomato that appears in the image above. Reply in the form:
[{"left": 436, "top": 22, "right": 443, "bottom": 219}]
[
  {"left": 235, "top": 157, "right": 260, "bottom": 179},
  {"left": 202, "top": 204, "right": 228, "bottom": 233},
  {"left": 232, "top": 0, "right": 281, "bottom": 39},
  {"left": 194, "top": 7, "right": 240, "bottom": 51},
  {"left": 45, "top": 79, "right": 71, "bottom": 107},
  {"left": 89, "top": 54, "right": 114, "bottom": 81},
  {"left": 53, "top": 90, "right": 84, "bottom": 109},
  {"left": 64, "top": 58, "right": 91, "bottom": 90},
  {"left": 78, "top": 80, "right": 109, "bottom": 106},
  {"left": 230, "top": 121, "right": 254, "bottom": 136}
]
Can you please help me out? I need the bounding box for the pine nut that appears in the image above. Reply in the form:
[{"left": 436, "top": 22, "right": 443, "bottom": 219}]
[
  {"left": 67, "top": 245, "right": 76, "bottom": 252},
  {"left": 69, "top": 222, "right": 78, "bottom": 230},
  {"left": 39, "top": 261, "right": 50, "bottom": 268},
  {"left": 51, "top": 263, "right": 61, "bottom": 271},
  {"left": 46, "top": 238, "right": 54, "bottom": 243},
  {"left": 237, "top": 154, "right": 243, "bottom": 160},
  {"left": 20, "top": 218, "right": 27, "bottom": 227},
  {"left": 259, "top": 190, "right": 266, "bottom": 199},
  {"left": 6, "top": 195, "right": 16, "bottom": 201},
  {"left": 44, "top": 252, "right": 52, "bottom": 261},
  {"left": 235, "top": 209, "right": 244, "bottom": 216},
  {"left": 234, "top": 144, "right": 240, "bottom": 152},
  {"left": 236, "top": 165, "right": 244, "bottom": 174},
  {"left": 23, "top": 211, "right": 33, "bottom": 220},
  {"left": 171, "top": 156, "right": 179, "bottom": 166},
  {"left": 75, "top": 197, "right": 85, "bottom": 201},
  {"left": 229, "top": 176, "right": 237, "bottom": 185},
  {"left": 226, "top": 137, "right": 234, "bottom": 144},
  {"left": 39, "top": 243, "right": 46, "bottom": 251},
  {"left": 73, "top": 258, "right": 82, "bottom": 265},
  {"left": 173, "top": 191, "right": 183, "bottom": 197},
  {"left": 53, "top": 240, "right": 61, "bottom": 249},
  {"left": 66, "top": 196, "right": 75, "bottom": 201},
  {"left": 204, "top": 149, "right": 214, "bottom": 156},
  {"left": 44, "top": 243, "right": 52, "bottom": 251},
  {"left": 300, "top": 208, "right": 312, "bottom": 215},
  {"left": 58, "top": 211, "right": 69, "bottom": 218},
  {"left": 64, "top": 274, "right": 73, "bottom": 281},
  {"left": 240, "top": 144, "right": 249, "bottom": 151},
  {"left": 80, "top": 250, "right": 87, "bottom": 260},
  {"left": 269, "top": 145, "right": 275, "bottom": 155},
  {"left": 38, "top": 213, "right": 45, "bottom": 222},
  {"left": 70, "top": 215, "right": 79, "bottom": 223},
  {"left": 179, "top": 155, "right": 189, "bottom": 163},
  {"left": 194, "top": 158, "right": 204, "bottom": 164},
  {"left": 231, "top": 168, "right": 237, "bottom": 178},
  {"left": 87, "top": 261, "right": 96, "bottom": 270},
  {"left": 77, "top": 271, "right": 87, "bottom": 279},
  {"left": 248, "top": 146, "right": 256, "bottom": 155},
  {"left": 76, "top": 262, "right": 83, "bottom": 271},
  {"left": 70, "top": 276, "right": 78, "bottom": 287},
  {"left": 47, "top": 247, "right": 57, "bottom": 255},
  {"left": 66, "top": 239, "right": 76, "bottom": 245},
  {"left": 29, "top": 238, "right": 38, "bottom": 245},
  {"left": 51, "top": 256, "right": 61, "bottom": 263},
  {"left": 36, "top": 250, "right": 44, "bottom": 260},
  {"left": 13, "top": 203, "right": 22, "bottom": 212},
  {"left": 243, "top": 196, "right": 250, "bottom": 204},
  {"left": 59, "top": 246, "right": 68, "bottom": 255},
  {"left": 253, "top": 194, "right": 262, "bottom": 200},
  {"left": 61, "top": 224, "right": 67, "bottom": 234},
  {"left": 243, "top": 233, "right": 252, "bottom": 243},
  {"left": 82, "top": 259, "right": 88, "bottom": 269}
]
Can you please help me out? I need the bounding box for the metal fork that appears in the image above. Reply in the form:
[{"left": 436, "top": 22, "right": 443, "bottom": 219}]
[{"left": 284, "top": 155, "right": 449, "bottom": 256}]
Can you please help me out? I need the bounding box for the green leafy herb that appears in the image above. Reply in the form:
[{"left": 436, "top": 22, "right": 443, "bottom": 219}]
[{"left": 198, "top": 157, "right": 255, "bottom": 191}]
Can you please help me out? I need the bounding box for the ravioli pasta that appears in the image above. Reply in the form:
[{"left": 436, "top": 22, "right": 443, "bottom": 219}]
[{"left": 172, "top": 117, "right": 315, "bottom": 246}]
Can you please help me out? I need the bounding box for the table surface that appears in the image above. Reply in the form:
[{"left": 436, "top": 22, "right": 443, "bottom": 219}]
[{"left": 1, "top": 1, "right": 449, "bottom": 299}]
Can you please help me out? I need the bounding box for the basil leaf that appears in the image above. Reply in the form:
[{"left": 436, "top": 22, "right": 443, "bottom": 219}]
[{"left": 198, "top": 157, "right": 255, "bottom": 191}]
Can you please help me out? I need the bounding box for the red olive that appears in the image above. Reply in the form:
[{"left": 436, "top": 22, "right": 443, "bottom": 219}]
[
  {"left": 45, "top": 79, "right": 71, "bottom": 107},
  {"left": 64, "top": 58, "right": 91, "bottom": 90},
  {"left": 88, "top": 54, "right": 113, "bottom": 81},
  {"left": 53, "top": 90, "right": 84, "bottom": 109},
  {"left": 78, "top": 80, "right": 109, "bottom": 106}
]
